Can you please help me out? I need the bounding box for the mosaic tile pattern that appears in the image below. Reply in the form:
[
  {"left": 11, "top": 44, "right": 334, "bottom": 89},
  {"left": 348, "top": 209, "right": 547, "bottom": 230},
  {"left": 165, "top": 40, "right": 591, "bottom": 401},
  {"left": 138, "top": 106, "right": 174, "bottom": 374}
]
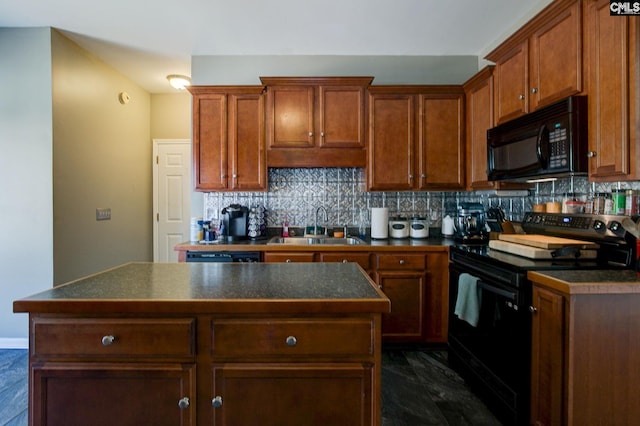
[{"left": 203, "top": 169, "right": 640, "bottom": 230}]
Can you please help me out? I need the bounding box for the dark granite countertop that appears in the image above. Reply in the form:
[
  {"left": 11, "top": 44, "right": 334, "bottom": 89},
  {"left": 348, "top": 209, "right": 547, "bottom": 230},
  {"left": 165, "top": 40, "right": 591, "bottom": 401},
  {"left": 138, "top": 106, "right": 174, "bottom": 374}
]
[
  {"left": 14, "top": 262, "right": 390, "bottom": 315},
  {"left": 174, "top": 236, "right": 455, "bottom": 253},
  {"left": 528, "top": 269, "right": 640, "bottom": 295}
]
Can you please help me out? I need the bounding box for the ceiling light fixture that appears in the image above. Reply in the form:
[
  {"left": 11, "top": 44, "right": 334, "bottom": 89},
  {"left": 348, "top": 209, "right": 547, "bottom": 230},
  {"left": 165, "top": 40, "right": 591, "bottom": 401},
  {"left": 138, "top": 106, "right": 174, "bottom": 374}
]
[{"left": 166, "top": 74, "right": 191, "bottom": 90}]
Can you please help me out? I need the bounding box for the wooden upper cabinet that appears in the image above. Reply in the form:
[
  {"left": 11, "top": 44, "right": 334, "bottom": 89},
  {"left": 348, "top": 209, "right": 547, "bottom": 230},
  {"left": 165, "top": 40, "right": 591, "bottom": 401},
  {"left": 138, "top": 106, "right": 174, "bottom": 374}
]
[
  {"left": 367, "top": 89, "right": 415, "bottom": 191},
  {"left": 261, "top": 77, "right": 372, "bottom": 167},
  {"left": 418, "top": 91, "right": 465, "bottom": 190},
  {"left": 493, "top": 41, "right": 529, "bottom": 124},
  {"left": 487, "top": 0, "right": 583, "bottom": 125},
  {"left": 585, "top": 0, "right": 639, "bottom": 181},
  {"left": 464, "top": 66, "right": 495, "bottom": 190},
  {"left": 189, "top": 86, "right": 266, "bottom": 192},
  {"left": 265, "top": 85, "right": 314, "bottom": 149},
  {"left": 529, "top": 0, "right": 582, "bottom": 110},
  {"left": 367, "top": 86, "right": 464, "bottom": 191}
]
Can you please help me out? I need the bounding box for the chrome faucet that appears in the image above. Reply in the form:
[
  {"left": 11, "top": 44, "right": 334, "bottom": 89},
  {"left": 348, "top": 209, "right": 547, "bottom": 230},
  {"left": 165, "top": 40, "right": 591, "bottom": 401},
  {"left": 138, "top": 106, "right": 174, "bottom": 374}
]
[{"left": 314, "top": 206, "right": 329, "bottom": 236}]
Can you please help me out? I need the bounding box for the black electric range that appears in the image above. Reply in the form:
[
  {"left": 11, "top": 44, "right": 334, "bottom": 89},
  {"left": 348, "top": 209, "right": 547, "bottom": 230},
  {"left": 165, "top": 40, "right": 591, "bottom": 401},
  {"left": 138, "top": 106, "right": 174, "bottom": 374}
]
[{"left": 448, "top": 212, "right": 637, "bottom": 426}]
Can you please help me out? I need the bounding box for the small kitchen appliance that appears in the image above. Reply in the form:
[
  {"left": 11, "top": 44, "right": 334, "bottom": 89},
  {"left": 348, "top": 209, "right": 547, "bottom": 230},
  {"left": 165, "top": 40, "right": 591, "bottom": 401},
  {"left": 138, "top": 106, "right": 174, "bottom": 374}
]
[
  {"left": 221, "top": 204, "right": 249, "bottom": 241},
  {"left": 454, "top": 203, "right": 488, "bottom": 244}
]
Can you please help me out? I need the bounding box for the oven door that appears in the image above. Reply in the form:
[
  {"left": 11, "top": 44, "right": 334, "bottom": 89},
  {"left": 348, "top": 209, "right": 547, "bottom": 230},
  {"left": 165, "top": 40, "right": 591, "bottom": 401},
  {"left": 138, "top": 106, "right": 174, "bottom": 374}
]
[{"left": 448, "top": 260, "right": 531, "bottom": 425}]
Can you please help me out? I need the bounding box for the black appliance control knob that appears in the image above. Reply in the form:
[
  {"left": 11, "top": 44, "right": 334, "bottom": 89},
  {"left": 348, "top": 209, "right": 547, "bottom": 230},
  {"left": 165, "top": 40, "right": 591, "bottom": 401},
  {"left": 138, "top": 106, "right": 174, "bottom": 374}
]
[
  {"left": 593, "top": 220, "right": 605, "bottom": 232},
  {"left": 609, "top": 221, "right": 623, "bottom": 234}
]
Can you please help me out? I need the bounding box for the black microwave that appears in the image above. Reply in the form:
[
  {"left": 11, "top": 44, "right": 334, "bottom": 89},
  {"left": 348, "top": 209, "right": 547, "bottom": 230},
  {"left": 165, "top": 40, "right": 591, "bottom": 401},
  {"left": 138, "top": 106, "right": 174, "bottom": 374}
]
[{"left": 487, "top": 96, "right": 588, "bottom": 182}]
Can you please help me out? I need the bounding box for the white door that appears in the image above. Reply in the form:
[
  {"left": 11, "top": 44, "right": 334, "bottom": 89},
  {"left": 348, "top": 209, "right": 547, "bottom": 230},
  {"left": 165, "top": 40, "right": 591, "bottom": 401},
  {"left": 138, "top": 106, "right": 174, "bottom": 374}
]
[{"left": 153, "top": 139, "right": 191, "bottom": 262}]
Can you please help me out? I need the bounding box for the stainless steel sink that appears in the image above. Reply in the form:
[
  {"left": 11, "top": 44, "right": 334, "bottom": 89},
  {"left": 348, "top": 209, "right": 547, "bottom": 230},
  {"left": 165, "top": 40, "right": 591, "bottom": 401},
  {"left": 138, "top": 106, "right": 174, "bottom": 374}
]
[{"left": 267, "top": 236, "right": 365, "bottom": 245}]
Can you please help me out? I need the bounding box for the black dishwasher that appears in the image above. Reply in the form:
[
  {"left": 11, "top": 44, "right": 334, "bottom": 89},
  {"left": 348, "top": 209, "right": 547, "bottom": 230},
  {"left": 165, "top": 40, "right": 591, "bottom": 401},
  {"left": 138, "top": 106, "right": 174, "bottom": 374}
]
[{"left": 185, "top": 251, "right": 261, "bottom": 263}]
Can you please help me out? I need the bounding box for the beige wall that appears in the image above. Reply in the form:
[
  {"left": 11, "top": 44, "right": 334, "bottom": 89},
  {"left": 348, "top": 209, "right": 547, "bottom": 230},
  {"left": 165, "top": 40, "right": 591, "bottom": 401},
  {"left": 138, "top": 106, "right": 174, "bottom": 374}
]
[
  {"left": 52, "top": 30, "right": 153, "bottom": 285},
  {"left": 0, "top": 27, "right": 53, "bottom": 345},
  {"left": 151, "top": 92, "right": 191, "bottom": 140}
]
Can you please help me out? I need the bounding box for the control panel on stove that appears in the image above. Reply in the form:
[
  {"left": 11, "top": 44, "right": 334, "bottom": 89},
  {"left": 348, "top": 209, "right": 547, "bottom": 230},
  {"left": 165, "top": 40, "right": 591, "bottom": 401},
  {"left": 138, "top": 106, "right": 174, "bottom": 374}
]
[{"left": 522, "top": 212, "right": 629, "bottom": 241}]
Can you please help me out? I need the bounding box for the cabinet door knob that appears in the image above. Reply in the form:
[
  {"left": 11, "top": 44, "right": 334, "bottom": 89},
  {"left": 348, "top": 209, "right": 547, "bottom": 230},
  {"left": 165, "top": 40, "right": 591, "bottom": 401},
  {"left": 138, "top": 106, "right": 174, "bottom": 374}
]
[
  {"left": 408, "top": 174, "right": 413, "bottom": 179},
  {"left": 286, "top": 259, "right": 292, "bottom": 263},
  {"left": 101, "top": 335, "right": 115, "bottom": 346},
  {"left": 399, "top": 259, "right": 405, "bottom": 265},
  {"left": 320, "top": 132, "right": 325, "bottom": 137},
  {"left": 587, "top": 151, "right": 597, "bottom": 158},
  {"left": 212, "top": 396, "right": 223, "bottom": 408},
  {"left": 530, "top": 88, "right": 538, "bottom": 94},
  {"left": 178, "top": 397, "right": 190, "bottom": 409},
  {"left": 529, "top": 306, "right": 538, "bottom": 314},
  {"left": 309, "top": 132, "right": 314, "bottom": 137},
  {"left": 518, "top": 94, "right": 525, "bottom": 100},
  {"left": 286, "top": 335, "right": 297, "bottom": 346},
  {"left": 342, "top": 259, "right": 348, "bottom": 263},
  {"left": 232, "top": 174, "right": 238, "bottom": 179}
]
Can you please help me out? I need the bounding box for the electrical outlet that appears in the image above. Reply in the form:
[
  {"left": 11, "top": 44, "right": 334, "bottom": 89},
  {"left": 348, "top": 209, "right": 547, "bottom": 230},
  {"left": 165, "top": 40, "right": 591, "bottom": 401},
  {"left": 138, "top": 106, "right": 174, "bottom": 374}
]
[{"left": 96, "top": 208, "right": 111, "bottom": 221}]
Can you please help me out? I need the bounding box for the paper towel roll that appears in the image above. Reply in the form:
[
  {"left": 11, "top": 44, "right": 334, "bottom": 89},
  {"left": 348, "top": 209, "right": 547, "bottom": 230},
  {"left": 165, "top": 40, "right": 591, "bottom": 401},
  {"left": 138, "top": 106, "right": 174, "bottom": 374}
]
[{"left": 371, "top": 208, "right": 389, "bottom": 239}]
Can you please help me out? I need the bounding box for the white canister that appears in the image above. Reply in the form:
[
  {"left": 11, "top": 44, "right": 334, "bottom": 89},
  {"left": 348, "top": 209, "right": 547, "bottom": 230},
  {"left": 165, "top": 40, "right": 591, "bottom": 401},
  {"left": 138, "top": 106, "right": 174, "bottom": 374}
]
[
  {"left": 389, "top": 217, "right": 409, "bottom": 239},
  {"left": 410, "top": 216, "right": 429, "bottom": 239},
  {"left": 441, "top": 215, "right": 455, "bottom": 238},
  {"left": 371, "top": 207, "right": 389, "bottom": 239}
]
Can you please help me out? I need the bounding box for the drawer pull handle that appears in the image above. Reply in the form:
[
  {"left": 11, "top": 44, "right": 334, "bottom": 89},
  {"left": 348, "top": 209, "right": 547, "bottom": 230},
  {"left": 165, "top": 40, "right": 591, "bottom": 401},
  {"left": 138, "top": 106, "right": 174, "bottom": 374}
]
[
  {"left": 342, "top": 259, "right": 348, "bottom": 263},
  {"left": 178, "top": 397, "right": 190, "bottom": 409},
  {"left": 212, "top": 396, "right": 223, "bottom": 408},
  {"left": 101, "top": 335, "right": 115, "bottom": 346},
  {"left": 399, "top": 259, "right": 405, "bottom": 265},
  {"left": 286, "top": 259, "right": 292, "bottom": 263},
  {"left": 286, "top": 335, "right": 297, "bottom": 347},
  {"left": 529, "top": 306, "right": 538, "bottom": 314}
]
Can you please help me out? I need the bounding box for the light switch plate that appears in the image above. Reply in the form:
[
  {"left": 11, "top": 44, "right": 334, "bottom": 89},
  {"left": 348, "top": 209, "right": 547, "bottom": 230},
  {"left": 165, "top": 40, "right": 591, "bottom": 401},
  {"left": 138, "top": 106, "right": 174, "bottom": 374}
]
[{"left": 96, "top": 208, "right": 111, "bottom": 221}]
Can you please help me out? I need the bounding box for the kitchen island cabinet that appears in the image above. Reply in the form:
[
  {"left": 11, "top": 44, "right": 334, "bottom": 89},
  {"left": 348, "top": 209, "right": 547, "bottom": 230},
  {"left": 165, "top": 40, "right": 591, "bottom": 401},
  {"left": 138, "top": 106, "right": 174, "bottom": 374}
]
[
  {"left": 528, "top": 269, "right": 640, "bottom": 425},
  {"left": 14, "top": 262, "right": 389, "bottom": 426}
]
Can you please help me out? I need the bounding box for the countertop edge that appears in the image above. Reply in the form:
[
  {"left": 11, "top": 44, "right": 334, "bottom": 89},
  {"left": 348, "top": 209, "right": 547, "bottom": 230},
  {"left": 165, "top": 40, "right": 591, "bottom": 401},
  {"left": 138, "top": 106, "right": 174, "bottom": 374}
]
[{"left": 528, "top": 270, "right": 640, "bottom": 295}]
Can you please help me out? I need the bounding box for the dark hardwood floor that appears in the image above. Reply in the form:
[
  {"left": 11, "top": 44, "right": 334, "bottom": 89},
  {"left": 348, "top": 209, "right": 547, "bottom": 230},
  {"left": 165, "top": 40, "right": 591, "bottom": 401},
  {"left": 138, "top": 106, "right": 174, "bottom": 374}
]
[
  {"left": 0, "top": 348, "right": 501, "bottom": 425},
  {"left": 0, "top": 349, "right": 28, "bottom": 426}
]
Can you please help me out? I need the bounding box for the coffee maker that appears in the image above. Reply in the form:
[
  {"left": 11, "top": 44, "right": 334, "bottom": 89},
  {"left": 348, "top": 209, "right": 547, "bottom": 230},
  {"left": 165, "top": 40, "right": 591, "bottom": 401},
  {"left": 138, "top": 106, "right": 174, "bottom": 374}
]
[
  {"left": 221, "top": 204, "right": 249, "bottom": 241},
  {"left": 454, "top": 202, "right": 488, "bottom": 244}
]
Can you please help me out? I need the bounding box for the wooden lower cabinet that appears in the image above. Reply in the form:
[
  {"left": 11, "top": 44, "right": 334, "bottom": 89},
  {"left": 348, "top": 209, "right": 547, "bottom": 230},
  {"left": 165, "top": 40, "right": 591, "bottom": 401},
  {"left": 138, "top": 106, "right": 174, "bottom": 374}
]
[
  {"left": 32, "top": 363, "right": 195, "bottom": 426},
  {"left": 530, "top": 285, "right": 564, "bottom": 426},
  {"left": 374, "top": 252, "right": 448, "bottom": 344},
  {"left": 530, "top": 282, "right": 640, "bottom": 425},
  {"left": 265, "top": 248, "right": 449, "bottom": 345},
  {"left": 28, "top": 313, "right": 380, "bottom": 426},
  {"left": 210, "top": 363, "right": 372, "bottom": 426}
]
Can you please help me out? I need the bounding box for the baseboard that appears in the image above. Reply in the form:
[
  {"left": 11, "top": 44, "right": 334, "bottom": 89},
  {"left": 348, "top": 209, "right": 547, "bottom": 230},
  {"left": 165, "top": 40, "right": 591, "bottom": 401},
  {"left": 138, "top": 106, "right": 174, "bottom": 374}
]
[{"left": 0, "top": 337, "right": 28, "bottom": 349}]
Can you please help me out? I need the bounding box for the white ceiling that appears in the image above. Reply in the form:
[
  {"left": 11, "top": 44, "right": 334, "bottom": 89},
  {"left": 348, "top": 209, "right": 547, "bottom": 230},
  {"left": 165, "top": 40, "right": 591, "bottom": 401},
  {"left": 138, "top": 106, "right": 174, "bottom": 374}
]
[{"left": 0, "top": 0, "right": 551, "bottom": 93}]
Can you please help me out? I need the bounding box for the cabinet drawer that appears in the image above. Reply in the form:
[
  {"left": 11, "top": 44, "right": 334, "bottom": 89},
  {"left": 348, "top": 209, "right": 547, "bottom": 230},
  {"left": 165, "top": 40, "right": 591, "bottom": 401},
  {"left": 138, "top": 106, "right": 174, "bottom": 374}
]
[
  {"left": 32, "top": 318, "right": 196, "bottom": 358},
  {"left": 376, "top": 254, "right": 426, "bottom": 270},
  {"left": 319, "top": 253, "right": 371, "bottom": 270},
  {"left": 263, "top": 252, "right": 315, "bottom": 263},
  {"left": 211, "top": 318, "right": 373, "bottom": 357}
]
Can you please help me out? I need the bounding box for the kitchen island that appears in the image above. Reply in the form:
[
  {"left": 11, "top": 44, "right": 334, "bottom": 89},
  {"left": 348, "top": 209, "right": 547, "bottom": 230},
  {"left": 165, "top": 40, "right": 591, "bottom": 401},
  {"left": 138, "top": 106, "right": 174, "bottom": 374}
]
[
  {"left": 528, "top": 269, "right": 640, "bottom": 426},
  {"left": 14, "top": 262, "right": 390, "bottom": 426}
]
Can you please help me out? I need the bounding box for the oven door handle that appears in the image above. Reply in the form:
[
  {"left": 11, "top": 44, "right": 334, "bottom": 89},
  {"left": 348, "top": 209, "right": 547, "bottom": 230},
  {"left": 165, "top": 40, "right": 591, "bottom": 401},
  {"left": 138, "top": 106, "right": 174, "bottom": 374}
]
[{"left": 477, "top": 280, "right": 517, "bottom": 301}]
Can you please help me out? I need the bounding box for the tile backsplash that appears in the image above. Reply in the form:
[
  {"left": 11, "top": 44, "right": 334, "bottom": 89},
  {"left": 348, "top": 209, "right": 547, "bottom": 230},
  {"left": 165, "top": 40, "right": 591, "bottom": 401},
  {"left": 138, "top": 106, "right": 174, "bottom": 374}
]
[{"left": 203, "top": 168, "right": 640, "bottom": 230}]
